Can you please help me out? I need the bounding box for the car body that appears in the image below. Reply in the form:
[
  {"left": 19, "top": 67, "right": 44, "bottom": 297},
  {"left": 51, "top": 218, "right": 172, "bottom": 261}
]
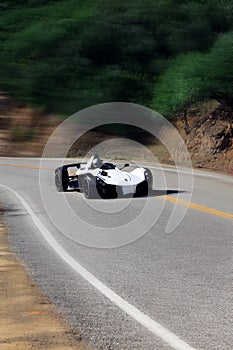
[{"left": 55, "top": 154, "right": 153, "bottom": 199}]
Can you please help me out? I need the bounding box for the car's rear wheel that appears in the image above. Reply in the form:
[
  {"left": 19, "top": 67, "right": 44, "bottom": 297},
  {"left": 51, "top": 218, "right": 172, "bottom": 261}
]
[
  {"left": 55, "top": 167, "right": 69, "bottom": 192},
  {"left": 135, "top": 181, "right": 149, "bottom": 197},
  {"left": 144, "top": 168, "right": 153, "bottom": 190},
  {"left": 135, "top": 168, "right": 153, "bottom": 197}
]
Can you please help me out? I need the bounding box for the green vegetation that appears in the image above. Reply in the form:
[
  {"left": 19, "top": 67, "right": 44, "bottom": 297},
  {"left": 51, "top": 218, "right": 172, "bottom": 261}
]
[
  {"left": 151, "top": 31, "right": 233, "bottom": 117},
  {"left": 12, "top": 126, "right": 35, "bottom": 141},
  {"left": 0, "top": 0, "right": 232, "bottom": 117}
]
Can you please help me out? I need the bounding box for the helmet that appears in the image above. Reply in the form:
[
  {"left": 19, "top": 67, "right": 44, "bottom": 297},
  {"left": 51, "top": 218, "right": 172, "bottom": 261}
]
[{"left": 92, "top": 154, "right": 102, "bottom": 168}]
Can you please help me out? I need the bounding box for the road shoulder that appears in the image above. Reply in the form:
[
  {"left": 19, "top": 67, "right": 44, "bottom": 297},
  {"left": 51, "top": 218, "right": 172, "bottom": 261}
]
[{"left": 0, "top": 210, "right": 90, "bottom": 350}]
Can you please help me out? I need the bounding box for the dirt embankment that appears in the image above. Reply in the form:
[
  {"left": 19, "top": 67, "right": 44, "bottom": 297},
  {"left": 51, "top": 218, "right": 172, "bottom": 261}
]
[
  {"left": 174, "top": 101, "right": 233, "bottom": 172},
  {"left": 0, "top": 93, "right": 58, "bottom": 157},
  {"left": 0, "top": 211, "right": 89, "bottom": 350},
  {"left": 0, "top": 93, "right": 232, "bottom": 173}
]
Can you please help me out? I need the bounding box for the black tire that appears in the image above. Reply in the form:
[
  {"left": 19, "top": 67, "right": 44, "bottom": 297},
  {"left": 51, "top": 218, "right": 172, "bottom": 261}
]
[
  {"left": 82, "top": 176, "right": 97, "bottom": 199},
  {"left": 135, "top": 169, "right": 153, "bottom": 197},
  {"left": 135, "top": 180, "right": 149, "bottom": 197},
  {"left": 55, "top": 167, "right": 69, "bottom": 192},
  {"left": 144, "top": 168, "right": 153, "bottom": 190},
  {"left": 96, "top": 182, "right": 105, "bottom": 199},
  {"left": 96, "top": 183, "right": 117, "bottom": 199}
]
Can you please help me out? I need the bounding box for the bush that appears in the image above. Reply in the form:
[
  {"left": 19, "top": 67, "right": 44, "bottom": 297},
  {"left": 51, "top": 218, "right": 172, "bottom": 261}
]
[{"left": 151, "top": 32, "right": 233, "bottom": 117}]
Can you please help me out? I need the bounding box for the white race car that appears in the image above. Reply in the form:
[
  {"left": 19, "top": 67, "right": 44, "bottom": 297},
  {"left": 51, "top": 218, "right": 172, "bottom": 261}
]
[{"left": 55, "top": 154, "right": 153, "bottom": 199}]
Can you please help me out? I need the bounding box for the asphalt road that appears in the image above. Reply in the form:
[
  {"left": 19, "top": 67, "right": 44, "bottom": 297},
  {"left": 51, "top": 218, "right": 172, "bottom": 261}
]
[{"left": 0, "top": 157, "right": 233, "bottom": 350}]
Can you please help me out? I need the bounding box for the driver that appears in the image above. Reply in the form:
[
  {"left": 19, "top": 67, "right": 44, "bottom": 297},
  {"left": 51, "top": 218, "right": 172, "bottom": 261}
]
[{"left": 92, "top": 154, "right": 102, "bottom": 168}]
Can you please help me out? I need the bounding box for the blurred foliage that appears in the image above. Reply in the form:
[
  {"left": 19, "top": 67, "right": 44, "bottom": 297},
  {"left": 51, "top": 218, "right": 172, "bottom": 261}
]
[
  {"left": 0, "top": 0, "right": 232, "bottom": 117},
  {"left": 12, "top": 126, "right": 35, "bottom": 141},
  {"left": 151, "top": 32, "right": 233, "bottom": 117}
]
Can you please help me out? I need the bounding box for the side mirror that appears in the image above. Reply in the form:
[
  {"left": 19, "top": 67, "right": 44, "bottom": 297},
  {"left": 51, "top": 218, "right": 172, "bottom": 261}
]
[{"left": 120, "top": 163, "right": 130, "bottom": 170}]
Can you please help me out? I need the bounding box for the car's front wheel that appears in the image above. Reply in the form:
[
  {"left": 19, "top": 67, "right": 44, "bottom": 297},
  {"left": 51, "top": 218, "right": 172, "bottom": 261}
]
[
  {"left": 96, "top": 180, "right": 117, "bottom": 199},
  {"left": 82, "top": 176, "right": 96, "bottom": 199}
]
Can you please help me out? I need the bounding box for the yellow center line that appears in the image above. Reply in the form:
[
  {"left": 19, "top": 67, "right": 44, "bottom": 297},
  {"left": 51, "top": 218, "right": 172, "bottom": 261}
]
[
  {"left": 26, "top": 311, "right": 45, "bottom": 315},
  {"left": 1, "top": 163, "right": 232, "bottom": 221},
  {"left": 162, "top": 195, "right": 233, "bottom": 220},
  {"left": 0, "top": 163, "right": 53, "bottom": 171}
]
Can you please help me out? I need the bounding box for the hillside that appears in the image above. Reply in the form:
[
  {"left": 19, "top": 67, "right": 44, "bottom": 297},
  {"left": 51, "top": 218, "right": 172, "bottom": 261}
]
[
  {"left": 0, "top": 1, "right": 232, "bottom": 171},
  {"left": 174, "top": 101, "right": 233, "bottom": 172},
  {"left": 0, "top": 0, "right": 232, "bottom": 116},
  {"left": 0, "top": 94, "right": 232, "bottom": 173}
]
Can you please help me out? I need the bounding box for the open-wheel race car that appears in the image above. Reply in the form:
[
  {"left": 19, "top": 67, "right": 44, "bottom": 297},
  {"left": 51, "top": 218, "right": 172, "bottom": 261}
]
[{"left": 55, "top": 154, "right": 153, "bottom": 199}]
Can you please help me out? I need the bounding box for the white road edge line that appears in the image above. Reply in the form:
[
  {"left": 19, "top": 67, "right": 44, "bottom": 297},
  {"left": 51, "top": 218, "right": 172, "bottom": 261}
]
[{"left": 1, "top": 183, "right": 197, "bottom": 350}]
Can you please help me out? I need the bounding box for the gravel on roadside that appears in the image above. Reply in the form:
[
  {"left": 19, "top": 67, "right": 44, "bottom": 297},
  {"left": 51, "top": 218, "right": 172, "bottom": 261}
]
[{"left": 0, "top": 210, "right": 90, "bottom": 350}]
